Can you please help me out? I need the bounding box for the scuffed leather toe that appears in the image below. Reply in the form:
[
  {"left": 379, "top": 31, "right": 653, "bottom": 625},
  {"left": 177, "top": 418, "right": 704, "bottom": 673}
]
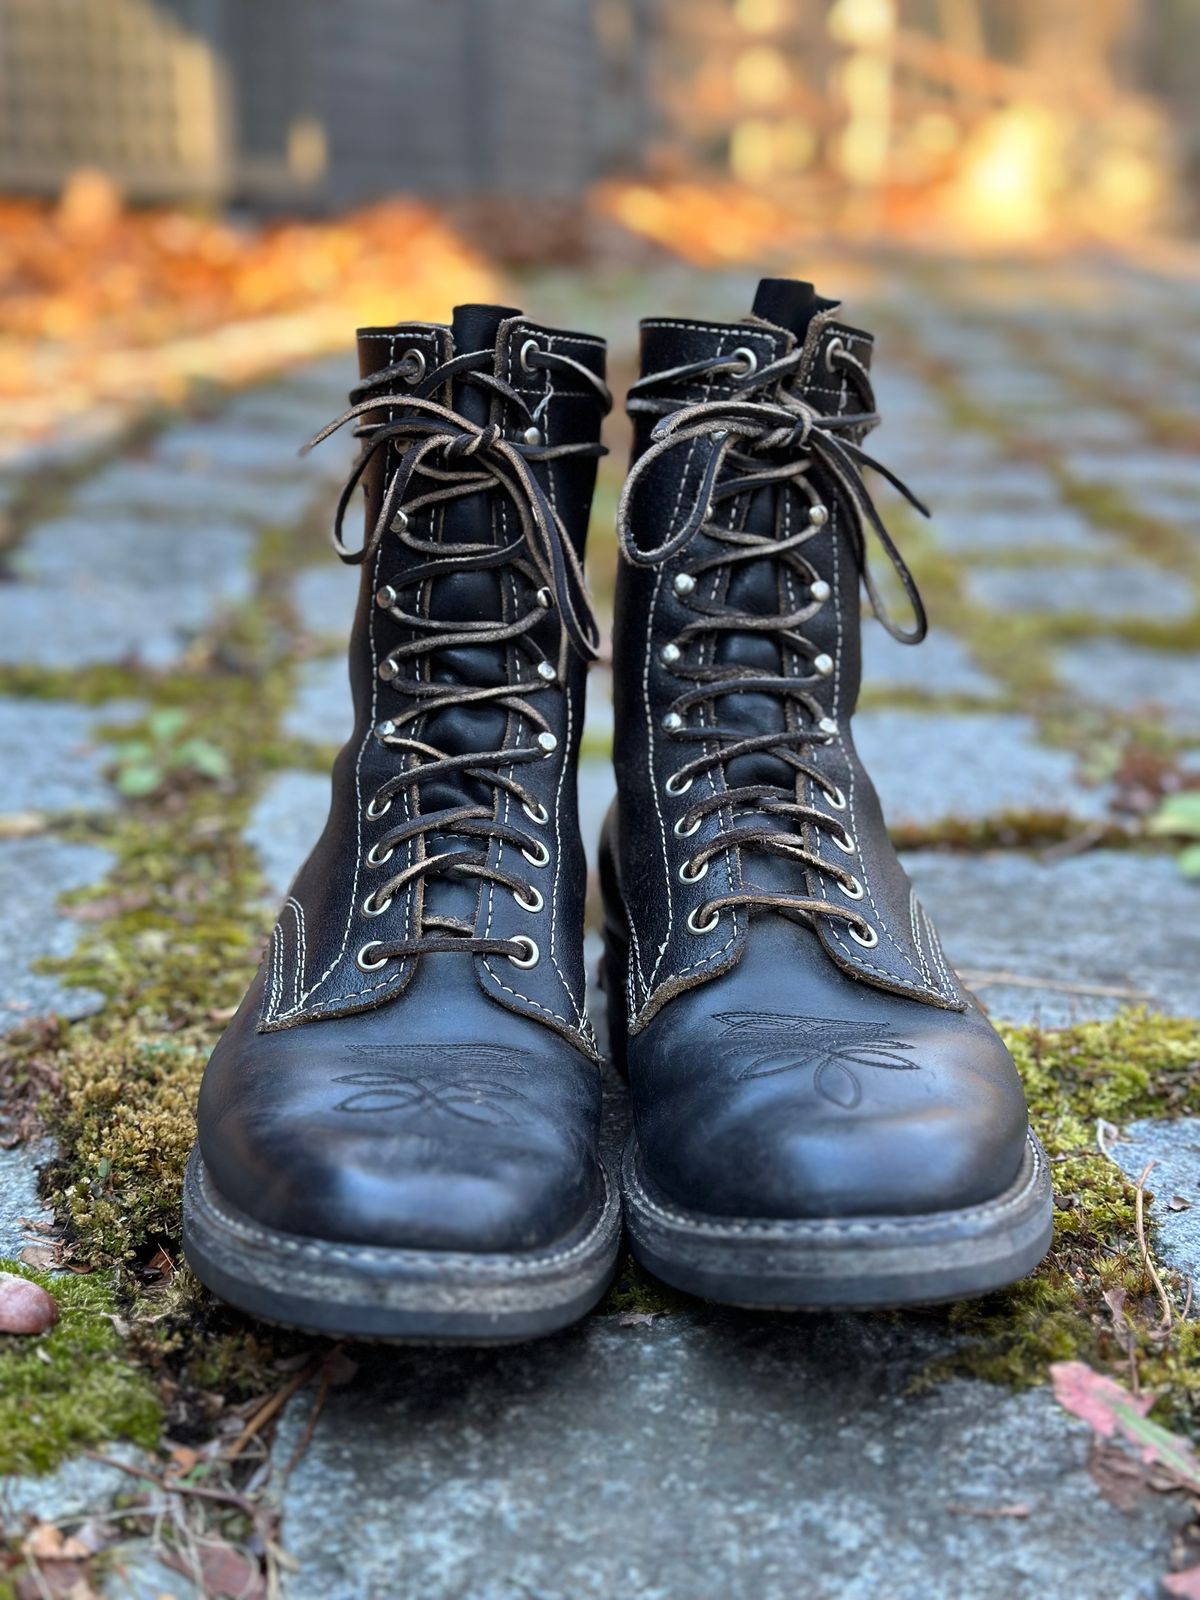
[
  {"left": 198, "top": 966, "right": 602, "bottom": 1253},
  {"left": 627, "top": 923, "right": 1030, "bottom": 1221}
]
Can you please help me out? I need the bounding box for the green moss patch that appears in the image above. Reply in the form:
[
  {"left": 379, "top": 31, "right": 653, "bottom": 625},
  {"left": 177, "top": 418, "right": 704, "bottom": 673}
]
[
  {"left": 930, "top": 1011, "right": 1200, "bottom": 1425},
  {"left": 0, "top": 1264, "right": 161, "bottom": 1475}
]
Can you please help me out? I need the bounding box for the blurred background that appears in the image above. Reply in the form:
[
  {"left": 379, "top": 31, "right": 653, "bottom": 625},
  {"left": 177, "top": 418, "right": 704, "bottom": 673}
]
[
  {"left": 1, "top": 0, "right": 1198, "bottom": 865},
  {"left": 2, "top": 14, "right": 1200, "bottom": 1589},
  {"left": 3, "top": 0, "right": 1199, "bottom": 458}
]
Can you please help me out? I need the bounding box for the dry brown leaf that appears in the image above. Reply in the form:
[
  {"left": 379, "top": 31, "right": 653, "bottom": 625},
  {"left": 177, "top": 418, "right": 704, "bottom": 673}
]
[{"left": 18, "top": 1244, "right": 58, "bottom": 1272}]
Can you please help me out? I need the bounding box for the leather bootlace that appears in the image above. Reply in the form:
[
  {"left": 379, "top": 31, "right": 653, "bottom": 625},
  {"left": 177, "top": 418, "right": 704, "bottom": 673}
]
[
  {"left": 305, "top": 345, "right": 611, "bottom": 971},
  {"left": 616, "top": 339, "right": 927, "bottom": 947}
]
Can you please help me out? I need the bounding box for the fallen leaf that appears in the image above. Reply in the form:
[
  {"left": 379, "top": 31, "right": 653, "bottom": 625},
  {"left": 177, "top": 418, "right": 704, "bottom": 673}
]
[
  {"left": 64, "top": 890, "right": 153, "bottom": 922},
  {"left": 19, "top": 1244, "right": 58, "bottom": 1272},
  {"left": 324, "top": 1349, "right": 359, "bottom": 1388},
  {"left": 168, "top": 1445, "right": 201, "bottom": 1474},
  {"left": 144, "top": 1245, "right": 176, "bottom": 1282},
  {"left": 17, "top": 1217, "right": 57, "bottom": 1234},
  {"left": 1051, "top": 1361, "right": 1200, "bottom": 1493},
  {"left": 1102, "top": 1286, "right": 1128, "bottom": 1330},
  {"left": 0, "top": 1270, "right": 60, "bottom": 1334},
  {"left": 165, "top": 1539, "right": 265, "bottom": 1600},
  {"left": 1088, "top": 1440, "right": 1153, "bottom": 1510},
  {"left": 16, "top": 1565, "right": 98, "bottom": 1600},
  {"left": 617, "top": 1311, "right": 661, "bottom": 1327}
]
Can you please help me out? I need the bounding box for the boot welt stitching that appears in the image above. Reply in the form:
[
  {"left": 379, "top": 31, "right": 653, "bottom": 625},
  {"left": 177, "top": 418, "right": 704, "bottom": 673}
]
[
  {"left": 626, "top": 1132, "right": 1045, "bottom": 1238},
  {"left": 197, "top": 1158, "right": 615, "bottom": 1272}
]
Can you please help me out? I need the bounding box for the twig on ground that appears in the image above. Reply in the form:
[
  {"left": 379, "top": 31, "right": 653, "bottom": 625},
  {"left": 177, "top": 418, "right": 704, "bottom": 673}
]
[
  {"left": 959, "top": 970, "right": 1153, "bottom": 1001},
  {"left": 226, "top": 1358, "right": 320, "bottom": 1460},
  {"left": 945, "top": 1501, "right": 1034, "bottom": 1518},
  {"left": 280, "top": 1363, "right": 334, "bottom": 1484},
  {"left": 1135, "top": 1160, "right": 1175, "bottom": 1336}
]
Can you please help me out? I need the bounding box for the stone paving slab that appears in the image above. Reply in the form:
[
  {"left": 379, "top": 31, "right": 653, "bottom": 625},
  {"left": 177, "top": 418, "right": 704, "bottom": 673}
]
[
  {"left": 853, "top": 711, "right": 1112, "bottom": 829},
  {"left": 904, "top": 849, "right": 1200, "bottom": 1026},
  {"left": 922, "top": 458, "right": 1065, "bottom": 512},
  {"left": 965, "top": 562, "right": 1194, "bottom": 622},
  {"left": 76, "top": 459, "right": 318, "bottom": 528},
  {"left": 0, "top": 1136, "right": 55, "bottom": 1258},
  {"left": 1054, "top": 638, "right": 1200, "bottom": 735},
  {"left": 282, "top": 657, "right": 354, "bottom": 747},
  {"left": 273, "top": 1313, "right": 1188, "bottom": 1600},
  {"left": 860, "top": 628, "right": 999, "bottom": 700},
  {"left": 245, "top": 770, "right": 331, "bottom": 905},
  {"left": 151, "top": 422, "right": 333, "bottom": 481},
  {"left": 1110, "top": 1118, "right": 1200, "bottom": 1280},
  {"left": 0, "top": 837, "right": 113, "bottom": 1034},
  {"left": 929, "top": 504, "right": 1103, "bottom": 557},
  {"left": 292, "top": 564, "right": 360, "bottom": 642},
  {"left": 2, "top": 516, "right": 255, "bottom": 669},
  {"left": 0, "top": 698, "right": 143, "bottom": 817},
  {"left": 1064, "top": 449, "right": 1200, "bottom": 497}
]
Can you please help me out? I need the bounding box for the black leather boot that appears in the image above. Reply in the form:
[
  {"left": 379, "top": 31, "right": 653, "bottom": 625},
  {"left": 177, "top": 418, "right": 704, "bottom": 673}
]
[
  {"left": 184, "top": 306, "right": 621, "bottom": 1340},
  {"left": 601, "top": 279, "right": 1053, "bottom": 1308}
]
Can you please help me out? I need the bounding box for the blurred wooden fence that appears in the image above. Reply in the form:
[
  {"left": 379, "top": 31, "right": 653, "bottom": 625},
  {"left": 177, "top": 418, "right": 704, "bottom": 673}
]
[{"left": 0, "top": 0, "right": 599, "bottom": 205}]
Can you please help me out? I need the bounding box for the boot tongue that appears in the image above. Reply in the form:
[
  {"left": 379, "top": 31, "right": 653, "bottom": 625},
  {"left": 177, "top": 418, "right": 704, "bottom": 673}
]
[
  {"left": 419, "top": 303, "right": 524, "bottom": 925},
  {"left": 450, "top": 303, "right": 520, "bottom": 380},
  {"left": 714, "top": 281, "right": 839, "bottom": 881},
  {"left": 750, "top": 278, "right": 836, "bottom": 342}
]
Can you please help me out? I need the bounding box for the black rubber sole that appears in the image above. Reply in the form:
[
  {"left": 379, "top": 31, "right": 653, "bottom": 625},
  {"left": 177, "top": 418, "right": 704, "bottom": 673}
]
[
  {"left": 622, "top": 1131, "right": 1054, "bottom": 1310},
  {"left": 182, "top": 1148, "right": 622, "bottom": 1343}
]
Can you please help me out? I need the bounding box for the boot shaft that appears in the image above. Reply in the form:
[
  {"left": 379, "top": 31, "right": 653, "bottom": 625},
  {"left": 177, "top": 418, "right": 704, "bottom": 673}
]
[
  {"left": 258, "top": 308, "right": 609, "bottom": 1050},
  {"left": 608, "top": 283, "right": 957, "bottom": 1027}
]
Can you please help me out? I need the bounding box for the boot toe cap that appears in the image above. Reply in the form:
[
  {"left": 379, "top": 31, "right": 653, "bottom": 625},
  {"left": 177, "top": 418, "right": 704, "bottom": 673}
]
[{"left": 634, "top": 1022, "right": 1030, "bottom": 1222}]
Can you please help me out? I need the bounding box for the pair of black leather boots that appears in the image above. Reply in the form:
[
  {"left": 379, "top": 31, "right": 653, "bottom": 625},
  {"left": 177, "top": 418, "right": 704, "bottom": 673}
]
[{"left": 183, "top": 281, "right": 1053, "bottom": 1341}]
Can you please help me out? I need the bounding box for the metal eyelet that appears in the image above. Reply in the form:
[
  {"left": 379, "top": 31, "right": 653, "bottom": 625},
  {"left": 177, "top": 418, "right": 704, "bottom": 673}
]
[
  {"left": 687, "top": 905, "right": 720, "bottom": 935},
  {"left": 365, "top": 794, "right": 392, "bottom": 820},
  {"left": 366, "top": 841, "right": 394, "bottom": 867},
  {"left": 361, "top": 890, "right": 393, "bottom": 917},
  {"left": 849, "top": 921, "right": 878, "bottom": 949},
  {"left": 520, "top": 338, "right": 542, "bottom": 374},
  {"left": 522, "top": 839, "right": 551, "bottom": 868},
  {"left": 513, "top": 885, "right": 544, "bottom": 913},
  {"left": 679, "top": 857, "right": 708, "bottom": 884},
  {"left": 375, "top": 585, "right": 398, "bottom": 610},
  {"left": 837, "top": 874, "right": 864, "bottom": 901},
  {"left": 729, "top": 346, "right": 758, "bottom": 378},
  {"left": 673, "top": 813, "right": 701, "bottom": 838},
  {"left": 356, "top": 941, "right": 389, "bottom": 971},
  {"left": 508, "top": 935, "right": 539, "bottom": 969},
  {"left": 831, "top": 830, "right": 857, "bottom": 855},
  {"left": 522, "top": 799, "right": 549, "bottom": 826},
  {"left": 824, "top": 337, "right": 846, "bottom": 373},
  {"left": 823, "top": 785, "right": 847, "bottom": 811},
  {"left": 401, "top": 348, "right": 427, "bottom": 384},
  {"left": 665, "top": 771, "right": 694, "bottom": 797}
]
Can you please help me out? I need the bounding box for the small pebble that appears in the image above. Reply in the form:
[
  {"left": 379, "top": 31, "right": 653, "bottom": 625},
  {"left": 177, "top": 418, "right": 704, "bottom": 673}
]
[{"left": 0, "top": 1269, "right": 59, "bottom": 1334}]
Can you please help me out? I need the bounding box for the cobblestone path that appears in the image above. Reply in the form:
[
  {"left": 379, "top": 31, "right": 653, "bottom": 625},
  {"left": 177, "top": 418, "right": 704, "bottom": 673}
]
[{"left": 2, "top": 258, "right": 1198, "bottom": 1599}]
